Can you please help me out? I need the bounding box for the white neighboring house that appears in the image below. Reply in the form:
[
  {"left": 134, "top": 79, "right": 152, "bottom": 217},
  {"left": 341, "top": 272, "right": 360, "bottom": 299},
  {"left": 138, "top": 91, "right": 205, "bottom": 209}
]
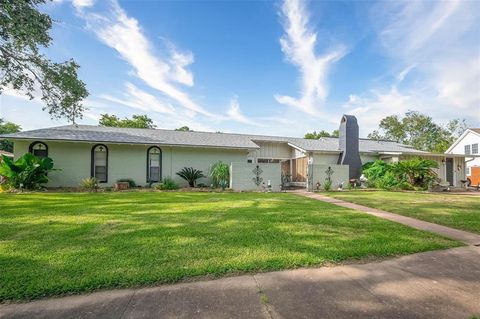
[{"left": 446, "top": 128, "right": 480, "bottom": 185}]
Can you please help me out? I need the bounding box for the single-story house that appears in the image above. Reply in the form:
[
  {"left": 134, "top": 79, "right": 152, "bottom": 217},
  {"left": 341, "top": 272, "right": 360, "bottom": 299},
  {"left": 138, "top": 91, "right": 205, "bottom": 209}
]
[
  {"left": 445, "top": 128, "right": 480, "bottom": 186},
  {"left": 0, "top": 115, "right": 468, "bottom": 190}
]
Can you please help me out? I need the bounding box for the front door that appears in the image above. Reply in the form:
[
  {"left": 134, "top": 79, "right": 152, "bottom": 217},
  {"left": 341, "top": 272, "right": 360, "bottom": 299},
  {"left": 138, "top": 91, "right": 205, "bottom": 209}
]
[{"left": 446, "top": 158, "right": 454, "bottom": 186}]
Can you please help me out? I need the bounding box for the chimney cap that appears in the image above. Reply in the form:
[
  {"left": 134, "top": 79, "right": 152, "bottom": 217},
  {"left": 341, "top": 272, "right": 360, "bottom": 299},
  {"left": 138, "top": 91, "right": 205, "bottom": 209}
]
[{"left": 341, "top": 114, "right": 358, "bottom": 124}]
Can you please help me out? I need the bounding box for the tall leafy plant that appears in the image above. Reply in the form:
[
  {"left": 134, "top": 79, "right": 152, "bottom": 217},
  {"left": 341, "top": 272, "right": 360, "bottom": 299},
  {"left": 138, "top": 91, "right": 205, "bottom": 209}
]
[
  {"left": 176, "top": 167, "right": 205, "bottom": 187},
  {"left": 0, "top": 153, "right": 55, "bottom": 190},
  {"left": 362, "top": 157, "right": 438, "bottom": 190},
  {"left": 393, "top": 158, "right": 438, "bottom": 188},
  {"left": 210, "top": 161, "right": 229, "bottom": 190}
]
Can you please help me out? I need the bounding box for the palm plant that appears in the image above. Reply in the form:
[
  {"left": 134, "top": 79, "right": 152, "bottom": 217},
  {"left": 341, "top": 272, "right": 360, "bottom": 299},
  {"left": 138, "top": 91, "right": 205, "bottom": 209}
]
[
  {"left": 393, "top": 157, "right": 438, "bottom": 188},
  {"left": 210, "top": 161, "right": 230, "bottom": 190},
  {"left": 176, "top": 167, "right": 205, "bottom": 187}
]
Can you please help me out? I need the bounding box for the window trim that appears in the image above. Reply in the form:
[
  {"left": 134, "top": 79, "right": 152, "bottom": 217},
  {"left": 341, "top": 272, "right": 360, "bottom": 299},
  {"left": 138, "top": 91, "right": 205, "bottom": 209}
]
[
  {"left": 91, "top": 144, "right": 108, "bottom": 183},
  {"left": 472, "top": 143, "right": 479, "bottom": 154},
  {"left": 146, "top": 146, "right": 162, "bottom": 183},
  {"left": 28, "top": 141, "right": 48, "bottom": 158},
  {"left": 465, "top": 144, "right": 471, "bottom": 155}
]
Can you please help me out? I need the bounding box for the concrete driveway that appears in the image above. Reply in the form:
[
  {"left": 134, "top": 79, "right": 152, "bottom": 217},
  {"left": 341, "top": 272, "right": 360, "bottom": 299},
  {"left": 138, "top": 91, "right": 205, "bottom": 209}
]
[{"left": 1, "top": 245, "right": 479, "bottom": 319}]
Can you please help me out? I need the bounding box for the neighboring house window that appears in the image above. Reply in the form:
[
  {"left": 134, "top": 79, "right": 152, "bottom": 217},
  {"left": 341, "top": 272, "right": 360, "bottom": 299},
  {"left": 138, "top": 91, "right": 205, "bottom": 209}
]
[
  {"left": 258, "top": 158, "right": 281, "bottom": 163},
  {"left": 466, "top": 167, "right": 471, "bottom": 176},
  {"left": 29, "top": 141, "right": 48, "bottom": 158},
  {"left": 465, "top": 145, "right": 471, "bottom": 155},
  {"left": 91, "top": 144, "right": 108, "bottom": 183},
  {"left": 147, "top": 146, "right": 161, "bottom": 182},
  {"left": 472, "top": 143, "right": 479, "bottom": 154}
]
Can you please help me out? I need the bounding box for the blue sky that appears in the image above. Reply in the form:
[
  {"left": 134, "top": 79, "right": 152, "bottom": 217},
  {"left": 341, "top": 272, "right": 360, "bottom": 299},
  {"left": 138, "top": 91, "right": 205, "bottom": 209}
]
[{"left": 0, "top": 0, "right": 479, "bottom": 137}]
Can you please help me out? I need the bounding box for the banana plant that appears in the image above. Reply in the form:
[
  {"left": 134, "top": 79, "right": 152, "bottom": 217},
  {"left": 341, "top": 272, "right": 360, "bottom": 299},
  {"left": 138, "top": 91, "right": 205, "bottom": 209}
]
[{"left": 0, "top": 153, "right": 55, "bottom": 190}]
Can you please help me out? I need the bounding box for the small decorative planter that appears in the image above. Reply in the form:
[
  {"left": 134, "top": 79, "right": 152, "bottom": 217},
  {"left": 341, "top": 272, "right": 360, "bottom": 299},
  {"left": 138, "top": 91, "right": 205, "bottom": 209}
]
[{"left": 114, "top": 182, "right": 130, "bottom": 191}]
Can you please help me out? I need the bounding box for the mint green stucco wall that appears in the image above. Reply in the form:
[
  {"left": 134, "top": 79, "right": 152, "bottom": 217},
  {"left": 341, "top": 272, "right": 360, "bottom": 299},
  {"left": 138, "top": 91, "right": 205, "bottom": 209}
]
[
  {"left": 308, "top": 164, "right": 350, "bottom": 191},
  {"left": 13, "top": 140, "right": 248, "bottom": 187},
  {"left": 230, "top": 162, "right": 281, "bottom": 191}
]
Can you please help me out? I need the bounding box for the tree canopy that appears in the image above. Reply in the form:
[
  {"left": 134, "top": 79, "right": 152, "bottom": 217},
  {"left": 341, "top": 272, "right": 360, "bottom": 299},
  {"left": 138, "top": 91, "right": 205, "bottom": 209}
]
[
  {"left": 368, "top": 111, "right": 466, "bottom": 153},
  {"left": 98, "top": 114, "right": 156, "bottom": 129},
  {"left": 175, "top": 126, "right": 191, "bottom": 132},
  {"left": 0, "top": 0, "right": 88, "bottom": 122},
  {"left": 0, "top": 118, "right": 21, "bottom": 153},
  {"left": 304, "top": 130, "right": 339, "bottom": 139}
]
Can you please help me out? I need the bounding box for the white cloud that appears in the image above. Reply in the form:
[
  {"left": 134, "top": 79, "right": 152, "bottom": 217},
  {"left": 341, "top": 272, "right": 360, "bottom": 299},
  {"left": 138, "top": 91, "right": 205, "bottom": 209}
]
[
  {"left": 275, "top": 0, "right": 346, "bottom": 115},
  {"left": 342, "top": 0, "right": 480, "bottom": 132},
  {"left": 77, "top": 0, "right": 214, "bottom": 117},
  {"left": 99, "top": 83, "right": 175, "bottom": 114},
  {"left": 342, "top": 86, "right": 413, "bottom": 135},
  {"left": 226, "top": 96, "right": 262, "bottom": 126},
  {"left": 72, "top": 0, "right": 95, "bottom": 9}
]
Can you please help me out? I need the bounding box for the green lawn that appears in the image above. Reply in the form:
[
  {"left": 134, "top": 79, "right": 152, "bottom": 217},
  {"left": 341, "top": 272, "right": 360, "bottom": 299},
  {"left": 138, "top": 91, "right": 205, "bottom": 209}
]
[
  {"left": 0, "top": 192, "right": 459, "bottom": 301},
  {"left": 327, "top": 191, "right": 480, "bottom": 234}
]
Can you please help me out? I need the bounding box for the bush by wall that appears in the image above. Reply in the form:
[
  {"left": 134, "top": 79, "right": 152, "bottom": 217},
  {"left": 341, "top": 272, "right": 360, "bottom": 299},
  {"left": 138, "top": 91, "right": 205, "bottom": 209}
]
[
  {"left": 210, "top": 161, "right": 229, "bottom": 190},
  {"left": 176, "top": 167, "right": 205, "bottom": 187},
  {"left": 80, "top": 177, "right": 99, "bottom": 192},
  {"left": 155, "top": 177, "right": 179, "bottom": 190},
  {"left": 362, "top": 158, "right": 438, "bottom": 190},
  {"left": 0, "top": 153, "right": 55, "bottom": 190}
]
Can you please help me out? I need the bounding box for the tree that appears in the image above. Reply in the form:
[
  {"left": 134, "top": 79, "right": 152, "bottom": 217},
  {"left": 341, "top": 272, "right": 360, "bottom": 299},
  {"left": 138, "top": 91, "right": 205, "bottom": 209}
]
[
  {"left": 304, "top": 130, "right": 339, "bottom": 139},
  {"left": 99, "top": 114, "right": 156, "bottom": 129},
  {"left": 0, "top": 118, "right": 21, "bottom": 153},
  {"left": 0, "top": 0, "right": 88, "bottom": 122},
  {"left": 175, "top": 126, "right": 191, "bottom": 132},
  {"left": 368, "top": 111, "right": 467, "bottom": 153}
]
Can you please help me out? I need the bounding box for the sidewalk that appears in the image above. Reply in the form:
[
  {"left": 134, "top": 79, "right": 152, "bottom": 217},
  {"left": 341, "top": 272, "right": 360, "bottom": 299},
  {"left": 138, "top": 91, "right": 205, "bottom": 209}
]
[
  {"left": 1, "top": 246, "right": 479, "bottom": 319},
  {"left": 295, "top": 191, "right": 480, "bottom": 246}
]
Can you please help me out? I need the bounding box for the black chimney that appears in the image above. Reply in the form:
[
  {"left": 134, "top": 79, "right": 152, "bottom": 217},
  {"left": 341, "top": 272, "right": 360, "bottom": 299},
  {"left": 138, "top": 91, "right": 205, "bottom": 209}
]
[{"left": 337, "top": 115, "right": 362, "bottom": 179}]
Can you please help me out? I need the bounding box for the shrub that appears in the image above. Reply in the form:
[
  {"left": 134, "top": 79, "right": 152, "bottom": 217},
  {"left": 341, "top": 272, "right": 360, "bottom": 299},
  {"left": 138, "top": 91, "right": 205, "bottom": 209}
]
[
  {"left": 375, "top": 171, "right": 399, "bottom": 190},
  {"left": 176, "top": 167, "right": 205, "bottom": 187},
  {"left": 80, "top": 177, "right": 98, "bottom": 192},
  {"left": 155, "top": 177, "right": 178, "bottom": 190},
  {"left": 0, "top": 153, "right": 55, "bottom": 190},
  {"left": 116, "top": 178, "right": 136, "bottom": 188},
  {"left": 362, "top": 160, "right": 392, "bottom": 181},
  {"left": 323, "top": 180, "right": 332, "bottom": 191},
  {"left": 393, "top": 157, "right": 438, "bottom": 189},
  {"left": 210, "top": 161, "right": 229, "bottom": 190},
  {"left": 362, "top": 157, "right": 438, "bottom": 190}
]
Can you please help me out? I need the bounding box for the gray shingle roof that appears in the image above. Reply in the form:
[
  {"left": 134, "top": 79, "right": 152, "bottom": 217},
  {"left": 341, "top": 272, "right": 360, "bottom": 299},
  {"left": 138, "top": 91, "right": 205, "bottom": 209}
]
[{"left": 0, "top": 124, "right": 428, "bottom": 154}]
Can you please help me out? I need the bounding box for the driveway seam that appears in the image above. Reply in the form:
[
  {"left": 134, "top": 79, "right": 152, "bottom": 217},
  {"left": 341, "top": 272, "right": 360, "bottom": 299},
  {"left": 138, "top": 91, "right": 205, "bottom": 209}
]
[
  {"left": 118, "top": 289, "right": 136, "bottom": 319},
  {"left": 253, "top": 275, "right": 275, "bottom": 319}
]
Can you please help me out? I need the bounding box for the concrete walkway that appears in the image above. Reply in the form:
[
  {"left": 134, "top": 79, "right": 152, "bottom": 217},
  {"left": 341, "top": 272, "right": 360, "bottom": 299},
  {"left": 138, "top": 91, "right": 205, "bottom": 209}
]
[
  {"left": 296, "top": 191, "right": 480, "bottom": 246},
  {"left": 1, "top": 246, "right": 479, "bottom": 319}
]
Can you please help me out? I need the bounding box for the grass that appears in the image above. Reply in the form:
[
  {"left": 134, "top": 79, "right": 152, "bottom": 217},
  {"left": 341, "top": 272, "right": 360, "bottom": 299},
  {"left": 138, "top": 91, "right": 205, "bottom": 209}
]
[
  {"left": 0, "top": 192, "right": 459, "bottom": 301},
  {"left": 326, "top": 191, "right": 480, "bottom": 234}
]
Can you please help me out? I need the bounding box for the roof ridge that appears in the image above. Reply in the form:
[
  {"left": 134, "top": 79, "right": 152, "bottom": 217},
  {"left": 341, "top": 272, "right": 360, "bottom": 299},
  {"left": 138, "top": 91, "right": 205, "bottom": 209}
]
[{"left": 45, "top": 124, "right": 406, "bottom": 144}]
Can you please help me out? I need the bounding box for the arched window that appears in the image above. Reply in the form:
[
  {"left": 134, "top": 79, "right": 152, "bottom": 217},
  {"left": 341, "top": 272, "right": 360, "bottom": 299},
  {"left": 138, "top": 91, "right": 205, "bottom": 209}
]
[
  {"left": 29, "top": 141, "right": 48, "bottom": 159},
  {"left": 91, "top": 144, "right": 108, "bottom": 183},
  {"left": 147, "top": 147, "right": 162, "bottom": 183}
]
